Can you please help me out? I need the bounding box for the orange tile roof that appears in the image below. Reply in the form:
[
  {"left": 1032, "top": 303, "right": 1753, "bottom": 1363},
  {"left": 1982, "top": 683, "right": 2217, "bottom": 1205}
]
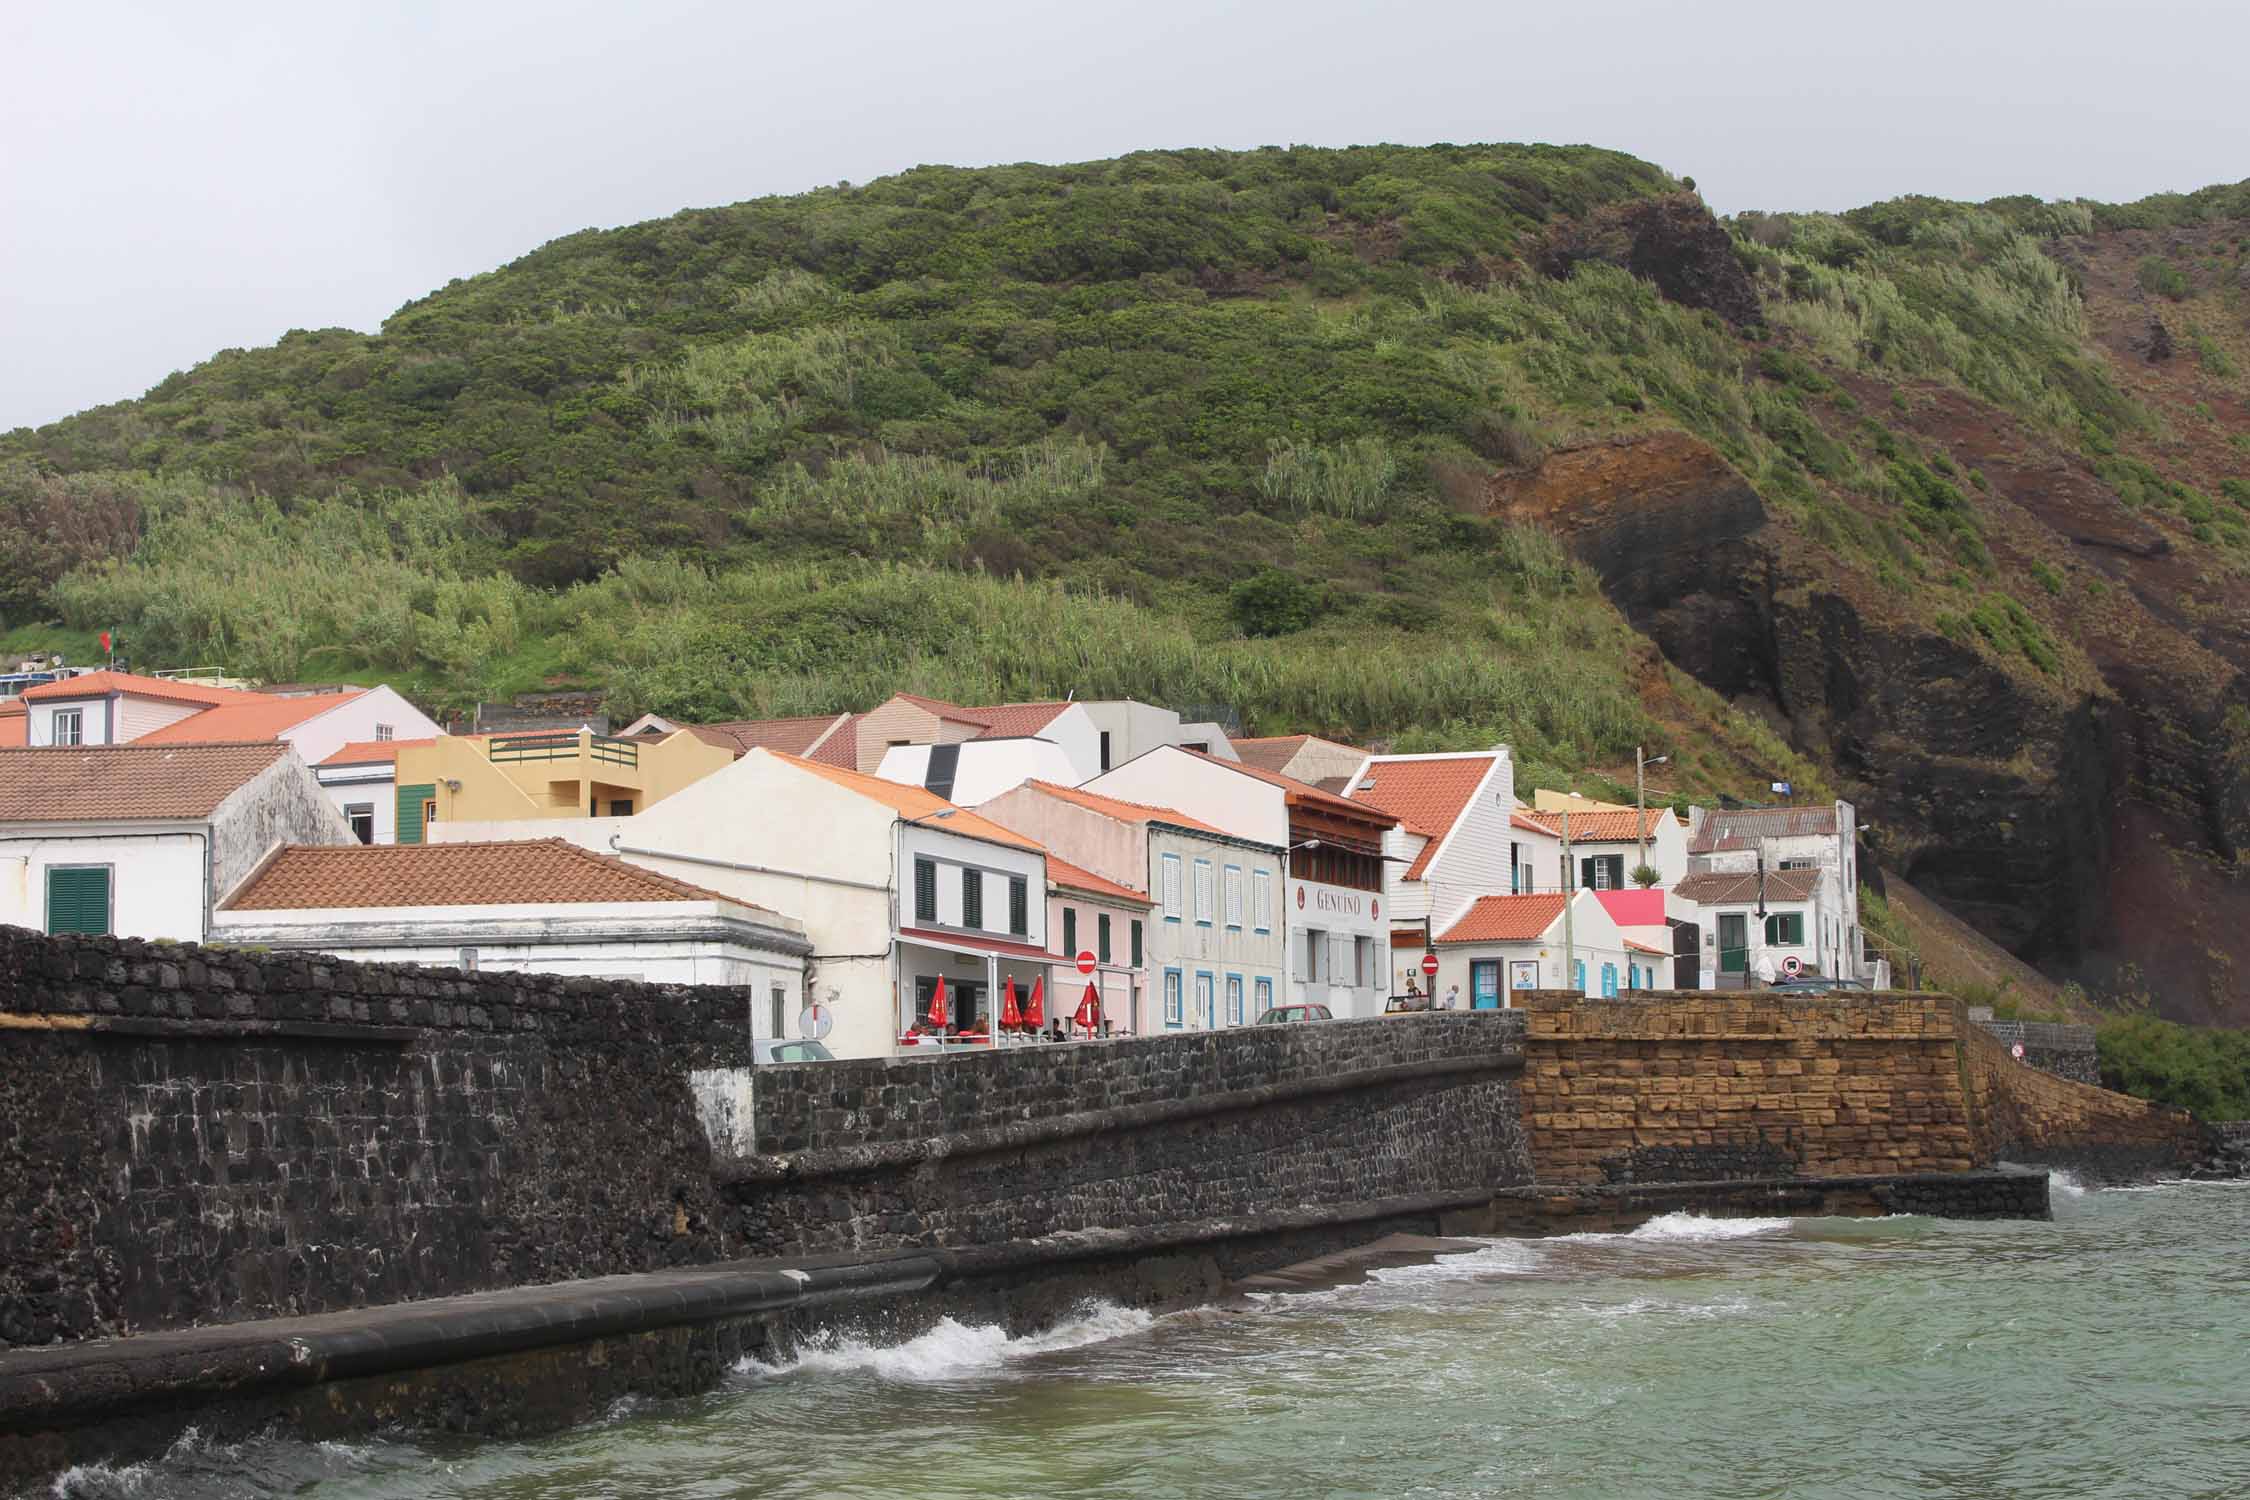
[
  {"left": 1046, "top": 856, "right": 1151, "bottom": 906},
  {"left": 682, "top": 713, "right": 852, "bottom": 757},
  {"left": 773, "top": 751, "right": 1044, "bottom": 852},
  {"left": 1515, "top": 807, "right": 1668, "bottom": 844},
  {"left": 137, "top": 690, "right": 366, "bottom": 746},
  {"left": 223, "top": 838, "right": 766, "bottom": 912},
  {"left": 1625, "top": 938, "right": 1672, "bottom": 956},
  {"left": 0, "top": 703, "right": 23, "bottom": 750},
  {"left": 0, "top": 742, "right": 288, "bottom": 822},
  {"left": 320, "top": 736, "right": 437, "bottom": 767},
  {"left": 889, "top": 691, "right": 997, "bottom": 726},
  {"left": 806, "top": 713, "right": 862, "bottom": 767},
  {"left": 1226, "top": 735, "right": 1314, "bottom": 773},
  {"left": 1510, "top": 811, "right": 1557, "bottom": 835},
  {"left": 20, "top": 670, "right": 257, "bottom": 708},
  {"left": 1344, "top": 754, "right": 1496, "bottom": 840},
  {"left": 963, "top": 701, "right": 1074, "bottom": 738},
  {"left": 1017, "top": 780, "right": 1231, "bottom": 836},
  {"left": 1435, "top": 893, "right": 1568, "bottom": 944}
]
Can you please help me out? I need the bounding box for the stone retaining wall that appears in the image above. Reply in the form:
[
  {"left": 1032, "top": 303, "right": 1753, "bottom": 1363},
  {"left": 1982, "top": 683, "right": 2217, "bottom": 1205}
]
[
  {"left": 1957, "top": 1017, "right": 2205, "bottom": 1182},
  {"left": 1970, "top": 1017, "right": 2099, "bottom": 1086}
]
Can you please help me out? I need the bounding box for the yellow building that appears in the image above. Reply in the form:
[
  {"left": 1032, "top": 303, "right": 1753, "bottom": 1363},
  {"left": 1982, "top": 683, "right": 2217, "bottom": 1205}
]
[{"left": 393, "top": 728, "right": 734, "bottom": 844}]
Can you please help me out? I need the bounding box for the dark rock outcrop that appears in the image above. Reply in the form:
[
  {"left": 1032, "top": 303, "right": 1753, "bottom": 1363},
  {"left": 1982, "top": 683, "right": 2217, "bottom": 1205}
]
[{"left": 1538, "top": 193, "right": 1765, "bottom": 327}]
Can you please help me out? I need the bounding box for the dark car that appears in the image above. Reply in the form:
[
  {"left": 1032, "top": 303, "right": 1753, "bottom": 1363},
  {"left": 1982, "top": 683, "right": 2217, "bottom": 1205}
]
[
  {"left": 1766, "top": 978, "right": 1868, "bottom": 994},
  {"left": 1255, "top": 1003, "right": 1334, "bottom": 1024}
]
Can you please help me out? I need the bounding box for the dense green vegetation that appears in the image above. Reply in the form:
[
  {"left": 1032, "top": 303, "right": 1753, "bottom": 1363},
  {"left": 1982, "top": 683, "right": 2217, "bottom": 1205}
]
[
  {"left": 2097, "top": 1014, "right": 2250, "bottom": 1120},
  {"left": 7, "top": 143, "right": 2241, "bottom": 781}
]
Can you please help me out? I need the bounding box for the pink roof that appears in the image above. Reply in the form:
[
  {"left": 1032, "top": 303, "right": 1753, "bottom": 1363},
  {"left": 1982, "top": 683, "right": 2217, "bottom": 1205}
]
[{"left": 1595, "top": 889, "right": 1666, "bottom": 928}]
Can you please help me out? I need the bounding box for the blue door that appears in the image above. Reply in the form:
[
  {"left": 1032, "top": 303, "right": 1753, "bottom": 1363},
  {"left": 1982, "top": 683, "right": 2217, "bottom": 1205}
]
[{"left": 1470, "top": 961, "right": 1501, "bottom": 1010}]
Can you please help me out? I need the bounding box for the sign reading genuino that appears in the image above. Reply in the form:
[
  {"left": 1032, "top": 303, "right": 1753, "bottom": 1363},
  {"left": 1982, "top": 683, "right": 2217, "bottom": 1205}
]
[{"left": 1296, "top": 883, "right": 1376, "bottom": 920}]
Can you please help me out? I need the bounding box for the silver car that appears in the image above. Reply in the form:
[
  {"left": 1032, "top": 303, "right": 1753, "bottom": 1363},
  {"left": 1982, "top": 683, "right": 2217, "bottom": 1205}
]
[{"left": 754, "top": 1038, "right": 837, "bottom": 1063}]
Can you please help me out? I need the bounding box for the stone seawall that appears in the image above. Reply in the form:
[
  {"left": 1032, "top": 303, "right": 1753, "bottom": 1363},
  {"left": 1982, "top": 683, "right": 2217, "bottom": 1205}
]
[
  {"left": 1515, "top": 989, "right": 2202, "bottom": 1186},
  {"left": 0, "top": 928, "right": 762, "bottom": 1347},
  {"left": 729, "top": 1012, "right": 1530, "bottom": 1256}
]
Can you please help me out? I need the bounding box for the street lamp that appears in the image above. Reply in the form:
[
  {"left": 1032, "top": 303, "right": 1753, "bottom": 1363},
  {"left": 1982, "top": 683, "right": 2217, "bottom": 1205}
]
[{"left": 1635, "top": 746, "right": 1669, "bottom": 881}]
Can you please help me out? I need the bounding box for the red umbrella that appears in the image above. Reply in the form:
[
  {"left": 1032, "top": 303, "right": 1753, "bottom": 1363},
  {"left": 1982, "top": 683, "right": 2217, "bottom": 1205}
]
[
  {"left": 925, "top": 975, "right": 949, "bottom": 1029},
  {"left": 1024, "top": 976, "right": 1045, "bottom": 1030},
  {"left": 1000, "top": 977, "right": 1023, "bottom": 1031},
  {"left": 1073, "top": 982, "right": 1102, "bottom": 1034}
]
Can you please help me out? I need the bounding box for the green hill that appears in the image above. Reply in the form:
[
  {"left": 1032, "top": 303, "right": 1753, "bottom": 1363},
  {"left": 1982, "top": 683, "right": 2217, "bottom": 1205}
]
[{"left": 8, "top": 142, "right": 2250, "bottom": 1019}]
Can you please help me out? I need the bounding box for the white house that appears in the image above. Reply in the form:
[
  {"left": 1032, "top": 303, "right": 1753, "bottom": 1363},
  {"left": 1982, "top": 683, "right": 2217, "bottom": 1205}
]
[
  {"left": 1684, "top": 801, "right": 1876, "bottom": 986},
  {"left": 1516, "top": 801, "right": 1690, "bottom": 891},
  {"left": 17, "top": 670, "right": 254, "bottom": 747},
  {"left": 1043, "top": 855, "right": 1153, "bottom": 1036},
  {"left": 1428, "top": 889, "right": 1635, "bottom": 1004},
  {"left": 314, "top": 737, "right": 433, "bottom": 845},
  {"left": 1084, "top": 747, "right": 1398, "bottom": 1018},
  {"left": 978, "top": 779, "right": 1285, "bottom": 1032},
  {"left": 603, "top": 749, "right": 1049, "bottom": 1059},
  {"left": 1341, "top": 752, "right": 1519, "bottom": 966},
  {"left": 211, "top": 839, "right": 810, "bottom": 1026},
  {"left": 16, "top": 671, "right": 440, "bottom": 763},
  {"left": 875, "top": 738, "right": 1083, "bottom": 808},
  {"left": 0, "top": 742, "right": 351, "bottom": 942}
]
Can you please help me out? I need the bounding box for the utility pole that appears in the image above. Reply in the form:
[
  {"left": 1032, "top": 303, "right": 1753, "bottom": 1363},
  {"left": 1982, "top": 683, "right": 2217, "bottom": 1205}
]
[
  {"left": 1635, "top": 747, "right": 1668, "bottom": 882},
  {"left": 1561, "top": 809, "right": 1575, "bottom": 993}
]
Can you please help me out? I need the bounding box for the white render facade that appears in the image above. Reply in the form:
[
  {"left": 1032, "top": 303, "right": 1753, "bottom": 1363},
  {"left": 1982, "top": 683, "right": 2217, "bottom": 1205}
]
[
  {"left": 1078, "top": 700, "right": 1241, "bottom": 775},
  {"left": 1146, "top": 825, "right": 1288, "bottom": 1030},
  {"left": 1686, "top": 800, "right": 1872, "bottom": 984}
]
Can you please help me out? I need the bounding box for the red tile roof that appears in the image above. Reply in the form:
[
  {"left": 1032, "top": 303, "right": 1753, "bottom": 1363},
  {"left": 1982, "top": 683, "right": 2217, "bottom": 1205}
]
[
  {"left": 1516, "top": 807, "right": 1669, "bottom": 844},
  {"left": 222, "top": 838, "right": 761, "bottom": 911},
  {"left": 0, "top": 742, "right": 288, "bottom": 822},
  {"left": 889, "top": 692, "right": 996, "bottom": 726},
  {"left": 20, "top": 670, "right": 256, "bottom": 709},
  {"left": 682, "top": 713, "right": 852, "bottom": 757},
  {"left": 1673, "top": 870, "right": 1821, "bottom": 906},
  {"left": 1626, "top": 938, "right": 1672, "bottom": 956},
  {"left": 964, "top": 701, "right": 1074, "bottom": 738},
  {"left": 1016, "top": 780, "right": 1230, "bottom": 836},
  {"left": 1344, "top": 754, "right": 1496, "bottom": 842},
  {"left": 806, "top": 713, "right": 862, "bottom": 767},
  {"left": 1689, "top": 805, "right": 1841, "bottom": 854},
  {"left": 137, "top": 690, "right": 365, "bottom": 746},
  {"left": 0, "top": 703, "right": 23, "bottom": 750},
  {"left": 774, "top": 751, "right": 1044, "bottom": 852},
  {"left": 1046, "top": 856, "right": 1150, "bottom": 906},
  {"left": 320, "top": 737, "right": 437, "bottom": 767},
  {"left": 1435, "top": 893, "right": 1568, "bottom": 944}
]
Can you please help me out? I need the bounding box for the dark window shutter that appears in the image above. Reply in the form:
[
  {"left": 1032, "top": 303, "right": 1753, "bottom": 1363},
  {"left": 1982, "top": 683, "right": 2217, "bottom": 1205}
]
[
  {"left": 1010, "top": 877, "right": 1028, "bottom": 936},
  {"left": 47, "top": 867, "right": 111, "bottom": 935},
  {"left": 395, "top": 783, "right": 435, "bottom": 845},
  {"left": 914, "top": 859, "right": 937, "bottom": 923},
  {"left": 1130, "top": 920, "right": 1143, "bottom": 967},
  {"left": 1063, "top": 907, "right": 1076, "bottom": 955},
  {"left": 1098, "top": 913, "right": 1112, "bottom": 963},
  {"left": 962, "top": 868, "right": 982, "bottom": 928}
]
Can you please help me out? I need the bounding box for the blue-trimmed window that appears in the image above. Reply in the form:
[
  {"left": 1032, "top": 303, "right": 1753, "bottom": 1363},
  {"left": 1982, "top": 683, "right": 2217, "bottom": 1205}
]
[
  {"left": 1163, "top": 968, "right": 1184, "bottom": 1027},
  {"left": 1161, "top": 853, "right": 1183, "bottom": 923},
  {"left": 1252, "top": 868, "right": 1272, "bottom": 932},
  {"left": 1254, "top": 976, "right": 1274, "bottom": 1015},
  {"left": 1601, "top": 962, "right": 1618, "bottom": 998},
  {"left": 1195, "top": 971, "right": 1216, "bottom": 1027},
  {"left": 1223, "top": 865, "right": 1243, "bottom": 929},
  {"left": 1573, "top": 959, "right": 1586, "bottom": 994},
  {"left": 1225, "top": 973, "right": 1244, "bottom": 1026},
  {"left": 1193, "top": 859, "right": 1213, "bottom": 927}
]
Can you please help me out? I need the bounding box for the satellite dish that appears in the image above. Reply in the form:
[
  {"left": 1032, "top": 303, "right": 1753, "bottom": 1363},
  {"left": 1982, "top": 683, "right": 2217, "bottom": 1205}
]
[{"left": 798, "top": 1002, "right": 834, "bottom": 1041}]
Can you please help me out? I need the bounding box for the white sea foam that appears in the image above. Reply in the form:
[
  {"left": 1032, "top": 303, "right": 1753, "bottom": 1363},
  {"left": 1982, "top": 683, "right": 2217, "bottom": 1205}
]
[
  {"left": 1555, "top": 1212, "right": 1792, "bottom": 1244},
  {"left": 1360, "top": 1240, "right": 1548, "bottom": 1285},
  {"left": 738, "top": 1300, "right": 1155, "bottom": 1382},
  {"left": 2047, "top": 1170, "right": 2089, "bottom": 1200}
]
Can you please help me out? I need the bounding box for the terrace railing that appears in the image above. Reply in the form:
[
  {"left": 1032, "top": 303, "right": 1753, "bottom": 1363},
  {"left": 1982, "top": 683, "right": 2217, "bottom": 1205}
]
[{"left": 487, "top": 731, "right": 640, "bottom": 769}]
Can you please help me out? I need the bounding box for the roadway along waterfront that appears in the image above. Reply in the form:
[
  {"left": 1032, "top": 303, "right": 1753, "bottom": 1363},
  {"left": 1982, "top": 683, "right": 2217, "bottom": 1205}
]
[{"left": 48, "top": 1177, "right": 2249, "bottom": 1499}]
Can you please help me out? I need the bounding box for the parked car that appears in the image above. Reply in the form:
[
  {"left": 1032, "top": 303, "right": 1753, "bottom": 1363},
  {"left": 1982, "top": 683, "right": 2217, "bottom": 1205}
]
[
  {"left": 1255, "top": 1003, "right": 1333, "bottom": 1024},
  {"left": 1766, "top": 978, "right": 1869, "bottom": 994},
  {"left": 754, "top": 1038, "right": 837, "bottom": 1063}
]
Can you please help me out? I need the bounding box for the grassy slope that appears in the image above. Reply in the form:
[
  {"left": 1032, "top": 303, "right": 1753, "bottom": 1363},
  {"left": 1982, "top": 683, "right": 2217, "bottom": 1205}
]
[{"left": 5, "top": 146, "right": 2247, "bottom": 869}]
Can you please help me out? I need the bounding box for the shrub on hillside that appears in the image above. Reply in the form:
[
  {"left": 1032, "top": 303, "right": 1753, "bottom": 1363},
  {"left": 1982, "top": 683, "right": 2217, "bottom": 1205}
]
[
  {"left": 1464, "top": 408, "right": 1546, "bottom": 468},
  {"left": 1229, "top": 568, "right": 1322, "bottom": 637},
  {"left": 2097, "top": 1013, "right": 2250, "bottom": 1120},
  {"left": 2137, "top": 257, "right": 2190, "bottom": 300}
]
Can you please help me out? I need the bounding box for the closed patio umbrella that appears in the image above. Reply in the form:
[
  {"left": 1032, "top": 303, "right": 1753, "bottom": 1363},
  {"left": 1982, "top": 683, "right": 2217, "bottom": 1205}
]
[
  {"left": 1024, "top": 976, "right": 1045, "bottom": 1030},
  {"left": 1073, "top": 982, "right": 1102, "bottom": 1034},
  {"left": 926, "top": 975, "right": 949, "bottom": 1029},
  {"left": 1000, "top": 977, "right": 1023, "bottom": 1031}
]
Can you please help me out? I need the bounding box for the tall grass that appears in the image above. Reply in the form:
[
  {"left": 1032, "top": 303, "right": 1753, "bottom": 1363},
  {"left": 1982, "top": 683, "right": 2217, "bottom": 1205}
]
[{"left": 1258, "top": 437, "right": 1399, "bottom": 518}]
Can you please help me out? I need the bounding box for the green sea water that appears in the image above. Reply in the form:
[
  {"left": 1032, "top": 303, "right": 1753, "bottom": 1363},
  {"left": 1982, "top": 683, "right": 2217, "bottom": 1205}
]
[{"left": 54, "top": 1175, "right": 2250, "bottom": 1500}]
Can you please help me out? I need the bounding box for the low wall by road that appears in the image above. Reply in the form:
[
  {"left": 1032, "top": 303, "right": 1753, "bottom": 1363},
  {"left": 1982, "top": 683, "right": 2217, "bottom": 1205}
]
[
  {"left": 1515, "top": 989, "right": 2202, "bottom": 1186},
  {"left": 1969, "top": 1016, "right": 2098, "bottom": 1086}
]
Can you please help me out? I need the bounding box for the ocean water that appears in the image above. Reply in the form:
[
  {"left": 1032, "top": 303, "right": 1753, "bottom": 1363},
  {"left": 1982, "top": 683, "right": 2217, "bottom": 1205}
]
[{"left": 49, "top": 1176, "right": 2250, "bottom": 1500}]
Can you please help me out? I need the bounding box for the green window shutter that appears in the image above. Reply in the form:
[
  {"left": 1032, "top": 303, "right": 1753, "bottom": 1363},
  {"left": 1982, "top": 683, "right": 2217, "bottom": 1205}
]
[
  {"left": 1130, "top": 920, "right": 1143, "bottom": 967},
  {"left": 395, "top": 783, "right": 436, "bottom": 845},
  {"left": 914, "top": 859, "right": 937, "bottom": 923},
  {"left": 1009, "top": 877, "right": 1028, "bottom": 936},
  {"left": 961, "top": 868, "right": 982, "bottom": 928},
  {"left": 47, "top": 867, "right": 111, "bottom": 935},
  {"left": 1062, "top": 907, "right": 1076, "bottom": 955},
  {"left": 1098, "top": 913, "right": 1112, "bottom": 963}
]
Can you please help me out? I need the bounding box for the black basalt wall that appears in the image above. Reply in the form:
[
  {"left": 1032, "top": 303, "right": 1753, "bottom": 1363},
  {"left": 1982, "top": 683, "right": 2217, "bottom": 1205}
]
[{"left": 0, "top": 928, "right": 757, "bottom": 1347}]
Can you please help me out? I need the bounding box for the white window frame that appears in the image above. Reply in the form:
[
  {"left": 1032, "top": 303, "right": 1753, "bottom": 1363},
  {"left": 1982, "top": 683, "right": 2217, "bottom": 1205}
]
[
  {"left": 1252, "top": 868, "right": 1272, "bottom": 932},
  {"left": 344, "top": 803, "right": 375, "bottom": 844},
  {"left": 374, "top": 723, "right": 395, "bottom": 741},
  {"left": 1161, "top": 853, "right": 1183, "bottom": 922},
  {"left": 1225, "top": 973, "right": 1244, "bottom": 1026},
  {"left": 1193, "top": 858, "right": 1213, "bottom": 928},
  {"left": 1164, "top": 969, "right": 1183, "bottom": 1027},
  {"left": 1223, "top": 864, "right": 1243, "bottom": 930},
  {"left": 52, "top": 707, "right": 84, "bottom": 746},
  {"left": 1195, "top": 971, "right": 1216, "bottom": 1028}
]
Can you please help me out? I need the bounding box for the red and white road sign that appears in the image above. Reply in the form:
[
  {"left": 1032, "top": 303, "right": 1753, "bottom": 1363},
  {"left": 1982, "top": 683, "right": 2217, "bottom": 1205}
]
[
  {"left": 1781, "top": 955, "right": 1803, "bottom": 978},
  {"left": 1421, "top": 952, "right": 1440, "bottom": 978},
  {"left": 1076, "top": 950, "right": 1097, "bottom": 976}
]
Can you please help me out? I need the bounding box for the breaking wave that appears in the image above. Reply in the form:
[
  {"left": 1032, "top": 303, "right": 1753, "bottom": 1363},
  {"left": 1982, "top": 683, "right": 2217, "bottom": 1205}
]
[{"left": 738, "top": 1300, "right": 1155, "bottom": 1382}]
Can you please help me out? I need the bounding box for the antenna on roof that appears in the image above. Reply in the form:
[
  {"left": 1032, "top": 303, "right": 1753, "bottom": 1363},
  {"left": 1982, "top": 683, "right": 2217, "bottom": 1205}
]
[{"left": 1065, "top": 688, "right": 1074, "bottom": 701}]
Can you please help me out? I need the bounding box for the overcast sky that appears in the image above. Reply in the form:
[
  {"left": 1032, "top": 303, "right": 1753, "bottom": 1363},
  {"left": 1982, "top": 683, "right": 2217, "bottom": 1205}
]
[{"left": 5, "top": 0, "right": 2246, "bottom": 432}]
